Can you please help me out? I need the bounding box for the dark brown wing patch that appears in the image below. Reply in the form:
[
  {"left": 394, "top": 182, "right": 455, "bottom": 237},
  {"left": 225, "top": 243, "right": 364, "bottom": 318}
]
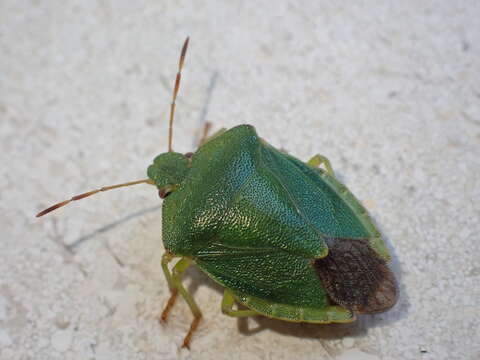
[{"left": 313, "top": 238, "right": 397, "bottom": 314}]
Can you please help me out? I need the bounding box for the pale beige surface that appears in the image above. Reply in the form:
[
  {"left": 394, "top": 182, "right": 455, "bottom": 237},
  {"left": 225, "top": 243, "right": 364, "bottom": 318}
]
[{"left": 1, "top": 1, "right": 479, "bottom": 359}]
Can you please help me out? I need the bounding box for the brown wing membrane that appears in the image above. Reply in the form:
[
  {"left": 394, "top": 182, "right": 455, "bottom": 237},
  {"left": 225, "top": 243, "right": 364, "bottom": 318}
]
[{"left": 313, "top": 238, "right": 397, "bottom": 313}]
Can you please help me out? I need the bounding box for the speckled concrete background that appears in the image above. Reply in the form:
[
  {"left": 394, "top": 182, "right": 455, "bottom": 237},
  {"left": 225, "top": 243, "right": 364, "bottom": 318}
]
[{"left": 1, "top": 1, "right": 479, "bottom": 359}]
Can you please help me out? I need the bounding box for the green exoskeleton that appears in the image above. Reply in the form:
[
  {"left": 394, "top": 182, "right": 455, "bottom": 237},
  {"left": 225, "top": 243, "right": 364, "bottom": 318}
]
[{"left": 37, "top": 38, "right": 397, "bottom": 349}]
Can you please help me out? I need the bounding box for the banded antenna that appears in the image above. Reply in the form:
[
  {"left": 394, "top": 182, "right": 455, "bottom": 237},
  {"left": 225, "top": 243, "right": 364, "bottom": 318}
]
[
  {"left": 36, "top": 37, "right": 191, "bottom": 217},
  {"left": 168, "top": 37, "right": 190, "bottom": 152}
]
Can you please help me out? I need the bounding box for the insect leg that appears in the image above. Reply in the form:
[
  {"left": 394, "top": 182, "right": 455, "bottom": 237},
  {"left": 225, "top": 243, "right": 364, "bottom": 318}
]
[
  {"left": 198, "top": 126, "right": 227, "bottom": 147},
  {"left": 160, "top": 253, "right": 178, "bottom": 322},
  {"left": 170, "top": 257, "right": 202, "bottom": 349},
  {"left": 307, "top": 154, "right": 334, "bottom": 176},
  {"left": 221, "top": 289, "right": 259, "bottom": 317},
  {"left": 197, "top": 121, "right": 212, "bottom": 146}
]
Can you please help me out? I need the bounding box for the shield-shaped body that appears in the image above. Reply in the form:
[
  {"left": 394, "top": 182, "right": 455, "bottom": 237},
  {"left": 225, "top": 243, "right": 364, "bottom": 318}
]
[{"left": 161, "top": 125, "right": 396, "bottom": 322}]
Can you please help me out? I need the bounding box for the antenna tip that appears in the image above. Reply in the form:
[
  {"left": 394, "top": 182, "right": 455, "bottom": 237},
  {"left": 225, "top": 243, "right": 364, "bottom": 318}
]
[
  {"left": 181, "top": 37, "right": 190, "bottom": 57},
  {"left": 35, "top": 209, "right": 49, "bottom": 217}
]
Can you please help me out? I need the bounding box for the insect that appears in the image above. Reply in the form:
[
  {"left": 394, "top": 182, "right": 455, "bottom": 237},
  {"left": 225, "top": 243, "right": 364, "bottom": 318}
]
[{"left": 37, "top": 37, "right": 398, "bottom": 349}]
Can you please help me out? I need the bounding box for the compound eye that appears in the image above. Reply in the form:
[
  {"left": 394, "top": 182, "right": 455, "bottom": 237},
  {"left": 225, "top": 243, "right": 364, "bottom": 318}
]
[{"left": 158, "top": 188, "right": 172, "bottom": 199}]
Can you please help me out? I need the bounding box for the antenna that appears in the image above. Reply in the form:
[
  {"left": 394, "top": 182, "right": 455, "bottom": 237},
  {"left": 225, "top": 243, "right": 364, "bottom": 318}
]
[
  {"left": 36, "top": 179, "right": 154, "bottom": 217},
  {"left": 36, "top": 38, "right": 191, "bottom": 217},
  {"left": 168, "top": 37, "right": 190, "bottom": 152}
]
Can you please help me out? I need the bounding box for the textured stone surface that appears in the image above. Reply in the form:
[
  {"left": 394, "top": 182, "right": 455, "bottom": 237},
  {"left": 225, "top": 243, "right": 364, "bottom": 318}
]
[{"left": 1, "top": 1, "right": 479, "bottom": 359}]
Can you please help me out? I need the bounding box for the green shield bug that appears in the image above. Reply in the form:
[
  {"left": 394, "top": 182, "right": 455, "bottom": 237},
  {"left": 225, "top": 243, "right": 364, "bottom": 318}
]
[{"left": 37, "top": 37, "right": 398, "bottom": 349}]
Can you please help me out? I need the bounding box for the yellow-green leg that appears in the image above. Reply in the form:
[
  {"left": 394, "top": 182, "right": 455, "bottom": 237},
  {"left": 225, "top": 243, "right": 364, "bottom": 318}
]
[
  {"left": 307, "top": 154, "right": 334, "bottom": 176},
  {"left": 221, "top": 289, "right": 259, "bottom": 317},
  {"left": 160, "top": 253, "right": 202, "bottom": 349},
  {"left": 160, "top": 253, "right": 178, "bottom": 322}
]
